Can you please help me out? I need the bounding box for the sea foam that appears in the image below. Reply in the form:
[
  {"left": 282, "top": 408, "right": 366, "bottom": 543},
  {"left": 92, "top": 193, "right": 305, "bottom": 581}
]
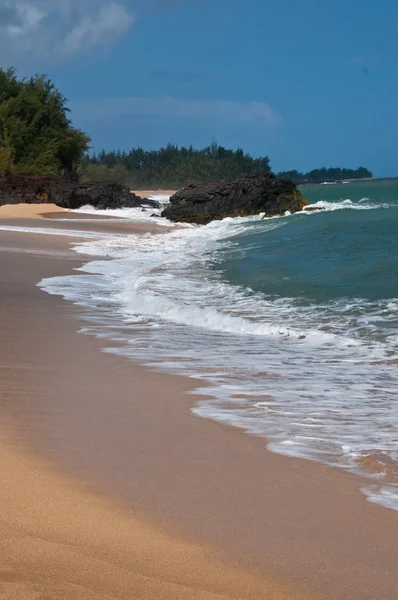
[{"left": 35, "top": 194, "right": 398, "bottom": 513}]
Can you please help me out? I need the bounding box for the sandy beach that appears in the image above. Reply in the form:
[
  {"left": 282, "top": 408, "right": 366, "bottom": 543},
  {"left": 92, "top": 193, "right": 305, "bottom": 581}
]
[
  {"left": 132, "top": 189, "right": 176, "bottom": 198},
  {"left": 0, "top": 203, "right": 67, "bottom": 219},
  {"left": 0, "top": 202, "right": 172, "bottom": 235},
  {"left": 1, "top": 207, "right": 398, "bottom": 600}
]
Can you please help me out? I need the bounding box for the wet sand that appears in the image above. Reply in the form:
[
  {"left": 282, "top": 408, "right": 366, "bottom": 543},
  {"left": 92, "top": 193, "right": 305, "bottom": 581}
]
[{"left": 1, "top": 219, "right": 398, "bottom": 600}]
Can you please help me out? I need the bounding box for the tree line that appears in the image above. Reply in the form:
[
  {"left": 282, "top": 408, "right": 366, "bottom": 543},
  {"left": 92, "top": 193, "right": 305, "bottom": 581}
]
[
  {"left": 78, "top": 143, "right": 272, "bottom": 188},
  {"left": 79, "top": 150, "right": 373, "bottom": 188}
]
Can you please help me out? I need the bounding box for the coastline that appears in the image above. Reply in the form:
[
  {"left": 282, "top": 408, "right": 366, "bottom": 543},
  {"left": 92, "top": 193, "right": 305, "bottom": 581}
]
[
  {"left": 0, "top": 202, "right": 173, "bottom": 235},
  {"left": 0, "top": 225, "right": 312, "bottom": 600},
  {"left": 1, "top": 211, "right": 398, "bottom": 599}
]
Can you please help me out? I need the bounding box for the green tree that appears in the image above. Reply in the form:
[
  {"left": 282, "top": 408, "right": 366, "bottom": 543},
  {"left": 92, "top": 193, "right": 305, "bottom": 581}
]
[
  {"left": 0, "top": 67, "right": 90, "bottom": 176},
  {"left": 81, "top": 143, "right": 272, "bottom": 188}
]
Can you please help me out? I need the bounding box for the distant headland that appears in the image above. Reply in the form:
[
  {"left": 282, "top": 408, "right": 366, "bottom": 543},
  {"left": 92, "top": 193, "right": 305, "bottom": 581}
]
[{"left": 277, "top": 167, "right": 373, "bottom": 185}]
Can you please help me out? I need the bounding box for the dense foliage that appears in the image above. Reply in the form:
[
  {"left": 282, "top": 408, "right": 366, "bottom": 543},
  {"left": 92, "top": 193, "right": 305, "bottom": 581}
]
[
  {"left": 78, "top": 142, "right": 272, "bottom": 188},
  {"left": 278, "top": 166, "right": 372, "bottom": 183},
  {"left": 0, "top": 68, "right": 90, "bottom": 176}
]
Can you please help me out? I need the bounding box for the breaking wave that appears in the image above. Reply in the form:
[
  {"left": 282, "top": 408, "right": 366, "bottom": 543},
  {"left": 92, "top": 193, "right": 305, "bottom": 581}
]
[{"left": 37, "top": 190, "right": 398, "bottom": 512}]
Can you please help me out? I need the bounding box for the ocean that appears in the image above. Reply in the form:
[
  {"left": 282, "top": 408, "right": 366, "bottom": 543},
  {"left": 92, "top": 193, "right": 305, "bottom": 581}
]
[{"left": 39, "top": 179, "right": 398, "bottom": 512}]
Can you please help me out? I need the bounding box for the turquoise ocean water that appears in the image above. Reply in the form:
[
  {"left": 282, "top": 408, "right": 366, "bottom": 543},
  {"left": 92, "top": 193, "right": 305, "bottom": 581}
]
[{"left": 223, "top": 180, "right": 398, "bottom": 303}]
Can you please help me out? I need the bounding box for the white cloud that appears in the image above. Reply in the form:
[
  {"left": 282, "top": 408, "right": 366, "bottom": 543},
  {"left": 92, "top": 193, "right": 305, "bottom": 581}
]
[
  {"left": 0, "top": 1, "right": 133, "bottom": 65},
  {"left": 73, "top": 96, "right": 282, "bottom": 128}
]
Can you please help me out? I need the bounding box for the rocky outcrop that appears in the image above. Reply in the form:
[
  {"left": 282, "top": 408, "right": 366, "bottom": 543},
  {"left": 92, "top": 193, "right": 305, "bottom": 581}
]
[
  {"left": 0, "top": 175, "right": 157, "bottom": 210},
  {"left": 55, "top": 180, "right": 134, "bottom": 209},
  {"left": 122, "top": 195, "right": 160, "bottom": 210},
  {"left": 302, "top": 205, "right": 325, "bottom": 212},
  {"left": 161, "top": 174, "right": 308, "bottom": 224},
  {"left": 0, "top": 175, "right": 71, "bottom": 206},
  {"left": 54, "top": 181, "right": 158, "bottom": 210}
]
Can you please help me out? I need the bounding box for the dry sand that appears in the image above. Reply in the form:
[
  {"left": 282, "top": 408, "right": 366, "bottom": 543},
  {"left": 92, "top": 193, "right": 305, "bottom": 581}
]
[
  {"left": 0, "top": 220, "right": 398, "bottom": 600},
  {"left": 132, "top": 189, "right": 176, "bottom": 198},
  {"left": 0, "top": 422, "right": 305, "bottom": 600},
  {"left": 0, "top": 203, "right": 67, "bottom": 219}
]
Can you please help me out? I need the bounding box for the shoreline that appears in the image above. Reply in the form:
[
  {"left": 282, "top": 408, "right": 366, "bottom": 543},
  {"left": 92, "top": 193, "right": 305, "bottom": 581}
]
[
  {"left": 0, "top": 202, "right": 172, "bottom": 235},
  {"left": 1, "top": 212, "right": 398, "bottom": 599},
  {"left": 0, "top": 227, "right": 313, "bottom": 600}
]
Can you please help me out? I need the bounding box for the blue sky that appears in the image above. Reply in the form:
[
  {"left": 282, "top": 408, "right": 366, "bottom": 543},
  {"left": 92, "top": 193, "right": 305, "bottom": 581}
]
[{"left": 1, "top": 0, "right": 398, "bottom": 176}]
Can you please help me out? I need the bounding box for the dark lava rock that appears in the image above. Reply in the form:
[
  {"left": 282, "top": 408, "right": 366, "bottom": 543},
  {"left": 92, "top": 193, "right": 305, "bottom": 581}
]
[
  {"left": 54, "top": 181, "right": 159, "bottom": 210},
  {"left": 55, "top": 180, "right": 134, "bottom": 210},
  {"left": 302, "top": 206, "right": 326, "bottom": 212},
  {"left": 0, "top": 175, "right": 72, "bottom": 206},
  {"left": 161, "top": 174, "right": 308, "bottom": 224},
  {"left": 0, "top": 175, "right": 156, "bottom": 211},
  {"left": 125, "top": 195, "right": 160, "bottom": 209}
]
